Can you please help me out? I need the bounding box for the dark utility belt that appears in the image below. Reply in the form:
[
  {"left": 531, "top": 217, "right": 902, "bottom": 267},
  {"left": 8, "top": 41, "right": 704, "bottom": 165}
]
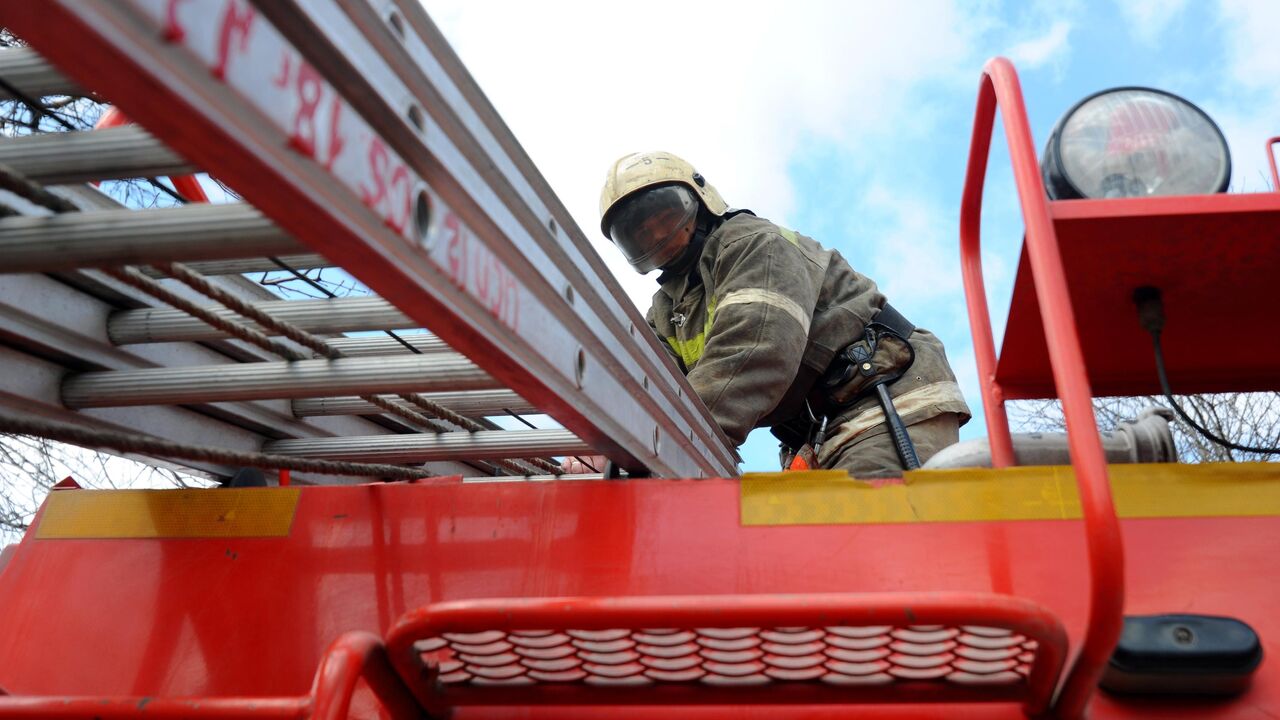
[
  {"left": 772, "top": 303, "right": 920, "bottom": 462},
  {"left": 868, "top": 302, "right": 915, "bottom": 341},
  {"left": 819, "top": 302, "right": 917, "bottom": 411}
]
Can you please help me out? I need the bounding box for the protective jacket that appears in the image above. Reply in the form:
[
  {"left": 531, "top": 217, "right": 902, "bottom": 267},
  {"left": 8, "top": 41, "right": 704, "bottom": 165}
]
[{"left": 646, "top": 211, "right": 970, "bottom": 467}]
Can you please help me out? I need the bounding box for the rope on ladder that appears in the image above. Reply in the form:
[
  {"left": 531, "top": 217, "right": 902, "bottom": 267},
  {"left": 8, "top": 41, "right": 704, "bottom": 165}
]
[
  {"left": 0, "top": 412, "right": 431, "bottom": 480},
  {"left": 156, "top": 261, "right": 559, "bottom": 476},
  {"left": 0, "top": 160, "right": 561, "bottom": 477}
]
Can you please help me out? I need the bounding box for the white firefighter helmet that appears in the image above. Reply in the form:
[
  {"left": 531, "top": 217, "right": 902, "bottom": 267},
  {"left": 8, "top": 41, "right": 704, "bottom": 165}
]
[{"left": 599, "top": 151, "right": 728, "bottom": 273}]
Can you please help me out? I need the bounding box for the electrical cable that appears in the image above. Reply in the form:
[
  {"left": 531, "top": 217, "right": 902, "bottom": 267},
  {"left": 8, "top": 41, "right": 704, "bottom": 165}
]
[{"left": 1135, "top": 287, "right": 1280, "bottom": 455}]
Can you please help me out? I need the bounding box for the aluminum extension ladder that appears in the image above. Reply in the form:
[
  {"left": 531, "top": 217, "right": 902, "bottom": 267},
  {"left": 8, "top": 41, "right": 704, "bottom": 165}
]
[{"left": 0, "top": 0, "right": 738, "bottom": 483}]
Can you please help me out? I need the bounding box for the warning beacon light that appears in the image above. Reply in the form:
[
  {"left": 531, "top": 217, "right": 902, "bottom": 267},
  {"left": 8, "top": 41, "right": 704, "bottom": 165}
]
[{"left": 1041, "top": 87, "right": 1231, "bottom": 200}]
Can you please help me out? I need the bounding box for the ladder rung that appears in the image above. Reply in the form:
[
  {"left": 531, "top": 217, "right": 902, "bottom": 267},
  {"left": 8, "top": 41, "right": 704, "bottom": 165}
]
[
  {"left": 292, "top": 391, "right": 534, "bottom": 419},
  {"left": 0, "top": 47, "right": 84, "bottom": 99},
  {"left": 108, "top": 296, "right": 411, "bottom": 345},
  {"left": 0, "top": 204, "right": 304, "bottom": 273},
  {"left": 322, "top": 335, "right": 448, "bottom": 356},
  {"left": 61, "top": 354, "right": 494, "bottom": 408},
  {"left": 264, "top": 429, "right": 588, "bottom": 463},
  {"left": 0, "top": 126, "right": 192, "bottom": 184},
  {"left": 138, "top": 253, "right": 330, "bottom": 278}
]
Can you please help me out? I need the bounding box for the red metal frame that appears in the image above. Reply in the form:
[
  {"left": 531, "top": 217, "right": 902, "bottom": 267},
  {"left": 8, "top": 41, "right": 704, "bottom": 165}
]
[
  {"left": 385, "top": 593, "right": 1067, "bottom": 717},
  {"left": 958, "top": 57, "right": 1125, "bottom": 718},
  {"left": 0, "top": 631, "right": 419, "bottom": 719},
  {"left": 4, "top": 479, "right": 1280, "bottom": 718},
  {"left": 996, "top": 192, "right": 1280, "bottom": 399},
  {"left": 1268, "top": 136, "right": 1280, "bottom": 191}
]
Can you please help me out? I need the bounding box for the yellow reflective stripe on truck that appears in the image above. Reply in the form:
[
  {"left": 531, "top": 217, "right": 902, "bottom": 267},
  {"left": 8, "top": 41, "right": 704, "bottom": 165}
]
[
  {"left": 36, "top": 488, "right": 300, "bottom": 539},
  {"left": 741, "top": 463, "right": 1280, "bottom": 526}
]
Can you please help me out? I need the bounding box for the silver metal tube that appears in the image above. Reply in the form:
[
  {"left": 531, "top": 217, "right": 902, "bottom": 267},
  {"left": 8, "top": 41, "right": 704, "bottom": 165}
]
[
  {"left": 0, "top": 126, "right": 192, "bottom": 184},
  {"left": 0, "top": 47, "right": 84, "bottom": 99},
  {"left": 923, "top": 408, "right": 1179, "bottom": 469},
  {"left": 264, "top": 428, "right": 589, "bottom": 462},
  {"left": 464, "top": 473, "right": 603, "bottom": 483},
  {"left": 0, "top": 203, "right": 305, "bottom": 273},
  {"left": 138, "top": 253, "right": 330, "bottom": 278},
  {"left": 0, "top": 272, "right": 438, "bottom": 484},
  {"left": 62, "top": 353, "right": 495, "bottom": 408},
  {"left": 322, "top": 334, "right": 448, "bottom": 356},
  {"left": 108, "top": 296, "right": 412, "bottom": 344},
  {"left": 293, "top": 390, "right": 533, "bottom": 419}
]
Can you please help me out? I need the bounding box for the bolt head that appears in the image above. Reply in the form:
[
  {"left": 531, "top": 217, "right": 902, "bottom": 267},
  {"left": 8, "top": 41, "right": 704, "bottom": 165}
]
[{"left": 1172, "top": 626, "right": 1195, "bottom": 645}]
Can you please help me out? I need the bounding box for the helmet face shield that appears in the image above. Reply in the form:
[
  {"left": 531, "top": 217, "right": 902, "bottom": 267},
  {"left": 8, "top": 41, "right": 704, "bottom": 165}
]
[{"left": 606, "top": 184, "right": 699, "bottom": 273}]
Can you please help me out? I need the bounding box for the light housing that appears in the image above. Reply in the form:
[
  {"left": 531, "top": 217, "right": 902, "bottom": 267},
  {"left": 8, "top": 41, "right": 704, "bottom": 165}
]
[{"left": 1042, "top": 87, "right": 1231, "bottom": 200}]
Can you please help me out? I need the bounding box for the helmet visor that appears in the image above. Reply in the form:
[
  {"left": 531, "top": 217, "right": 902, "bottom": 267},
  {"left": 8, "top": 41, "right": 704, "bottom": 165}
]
[{"left": 607, "top": 184, "right": 699, "bottom": 273}]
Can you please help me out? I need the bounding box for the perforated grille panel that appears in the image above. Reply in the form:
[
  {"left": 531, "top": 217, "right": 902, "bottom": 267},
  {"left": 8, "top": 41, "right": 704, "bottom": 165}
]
[{"left": 415, "top": 625, "right": 1038, "bottom": 688}]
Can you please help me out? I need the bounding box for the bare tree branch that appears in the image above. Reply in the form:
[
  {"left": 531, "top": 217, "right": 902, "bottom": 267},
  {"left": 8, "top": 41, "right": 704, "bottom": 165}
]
[{"left": 1009, "top": 392, "right": 1280, "bottom": 464}]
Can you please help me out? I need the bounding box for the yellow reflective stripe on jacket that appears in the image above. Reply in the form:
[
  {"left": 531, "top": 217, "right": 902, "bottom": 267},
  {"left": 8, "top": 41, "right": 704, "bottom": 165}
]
[
  {"left": 777, "top": 226, "right": 800, "bottom": 245},
  {"left": 665, "top": 296, "right": 719, "bottom": 367},
  {"left": 665, "top": 333, "right": 704, "bottom": 367},
  {"left": 666, "top": 287, "right": 809, "bottom": 366},
  {"left": 719, "top": 288, "right": 811, "bottom": 334}
]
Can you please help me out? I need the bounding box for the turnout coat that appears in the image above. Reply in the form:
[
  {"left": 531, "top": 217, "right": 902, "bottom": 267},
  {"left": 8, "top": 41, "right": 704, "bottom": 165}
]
[{"left": 646, "top": 211, "right": 970, "bottom": 468}]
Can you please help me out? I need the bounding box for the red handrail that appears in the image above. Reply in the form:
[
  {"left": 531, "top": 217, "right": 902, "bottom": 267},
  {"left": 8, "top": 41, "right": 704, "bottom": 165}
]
[
  {"left": 1268, "top": 136, "right": 1280, "bottom": 191},
  {"left": 958, "top": 57, "right": 1126, "bottom": 719},
  {"left": 0, "top": 631, "right": 420, "bottom": 719},
  {"left": 94, "top": 106, "right": 211, "bottom": 204},
  {"left": 309, "top": 632, "right": 420, "bottom": 720},
  {"left": 386, "top": 592, "right": 1068, "bottom": 717}
]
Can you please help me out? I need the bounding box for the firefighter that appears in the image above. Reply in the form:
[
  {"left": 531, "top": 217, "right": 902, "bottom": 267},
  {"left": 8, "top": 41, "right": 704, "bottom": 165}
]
[{"left": 592, "top": 151, "right": 970, "bottom": 476}]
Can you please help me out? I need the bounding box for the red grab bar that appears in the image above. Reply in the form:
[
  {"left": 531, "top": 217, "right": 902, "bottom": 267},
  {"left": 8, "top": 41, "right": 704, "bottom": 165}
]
[
  {"left": 1268, "top": 136, "right": 1280, "bottom": 191},
  {"left": 0, "top": 631, "right": 420, "bottom": 719},
  {"left": 94, "top": 106, "right": 211, "bottom": 204},
  {"left": 958, "top": 57, "right": 1126, "bottom": 719},
  {"left": 386, "top": 592, "right": 1069, "bottom": 718}
]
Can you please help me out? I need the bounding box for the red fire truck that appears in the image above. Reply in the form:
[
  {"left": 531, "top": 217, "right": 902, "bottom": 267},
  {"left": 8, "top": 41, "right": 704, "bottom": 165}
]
[{"left": 0, "top": 2, "right": 1276, "bottom": 718}]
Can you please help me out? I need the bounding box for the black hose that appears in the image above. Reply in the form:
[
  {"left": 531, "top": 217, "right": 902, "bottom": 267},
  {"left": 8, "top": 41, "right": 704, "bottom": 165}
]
[{"left": 1135, "top": 287, "right": 1280, "bottom": 455}]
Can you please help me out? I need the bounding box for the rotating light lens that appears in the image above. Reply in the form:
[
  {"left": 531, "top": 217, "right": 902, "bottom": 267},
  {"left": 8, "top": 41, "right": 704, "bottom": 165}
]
[{"left": 1043, "top": 88, "right": 1230, "bottom": 200}]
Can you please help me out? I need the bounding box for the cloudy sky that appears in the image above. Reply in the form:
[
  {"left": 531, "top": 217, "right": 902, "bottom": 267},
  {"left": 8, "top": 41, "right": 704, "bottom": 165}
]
[{"left": 425, "top": 0, "right": 1277, "bottom": 470}]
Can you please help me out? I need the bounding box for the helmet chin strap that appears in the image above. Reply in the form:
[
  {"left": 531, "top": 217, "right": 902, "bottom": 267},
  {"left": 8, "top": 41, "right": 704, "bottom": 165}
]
[{"left": 659, "top": 207, "right": 720, "bottom": 276}]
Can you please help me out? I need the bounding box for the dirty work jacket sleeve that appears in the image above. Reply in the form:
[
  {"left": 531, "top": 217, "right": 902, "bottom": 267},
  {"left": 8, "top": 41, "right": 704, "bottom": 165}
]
[{"left": 686, "top": 232, "right": 819, "bottom": 445}]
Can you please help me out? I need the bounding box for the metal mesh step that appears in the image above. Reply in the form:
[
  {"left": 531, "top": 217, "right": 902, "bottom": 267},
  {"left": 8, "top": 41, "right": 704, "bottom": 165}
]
[{"left": 385, "top": 594, "right": 1068, "bottom": 716}]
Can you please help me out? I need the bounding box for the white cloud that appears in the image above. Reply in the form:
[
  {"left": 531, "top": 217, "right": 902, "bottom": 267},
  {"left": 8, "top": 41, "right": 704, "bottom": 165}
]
[
  {"left": 1115, "top": 0, "right": 1189, "bottom": 45},
  {"left": 1218, "top": 0, "right": 1280, "bottom": 87},
  {"left": 423, "top": 0, "right": 986, "bottom": 307},
  {"left": 1005, "top": 20, "right": 1072, "bottom": 69},
  {"left": 859, "top": 184, "right": 962, "bottom": 305},
  {"left": 849, "top": 183, "right": 1013, "bottom": 437},
  {"left": 1207, "top": 0, "right": 1280, "bottom": 190}
]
